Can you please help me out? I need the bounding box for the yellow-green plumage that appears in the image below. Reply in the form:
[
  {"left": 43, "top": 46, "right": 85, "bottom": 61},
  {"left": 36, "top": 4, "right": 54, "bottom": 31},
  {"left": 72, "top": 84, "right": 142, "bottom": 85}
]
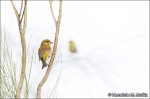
[
  {"left": 69, "top": 40, "right": 77, "bottom": 53},
  {"left": 38, "top": 39, "right": 53, "bottom": 69},
  {"left": 42, "top": 51, "right": 48, "bottom": 61}
]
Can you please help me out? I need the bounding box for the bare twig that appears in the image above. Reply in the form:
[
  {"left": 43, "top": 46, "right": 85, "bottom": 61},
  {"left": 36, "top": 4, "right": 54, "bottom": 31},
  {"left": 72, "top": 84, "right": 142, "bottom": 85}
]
[
  {"left": 10, "top": 0, "right": 19, "bottom": 21},
  {"left": 19, "top": 0, "right": 23, "bottom": 17},
  {"left": 22, "top": 1, "right": 27, "bottom": 34},
  {"left": 10, "top": 0, "right": 27, "bottom": 98},
  {"left": 20, "top": 0, "right": 27, "bottom": 24},
  {"left": 49, "top": 0, "right": 57, "bottom": 23},
  {"left": 37, "top": 0, "right": 62, "bottom": 98}
]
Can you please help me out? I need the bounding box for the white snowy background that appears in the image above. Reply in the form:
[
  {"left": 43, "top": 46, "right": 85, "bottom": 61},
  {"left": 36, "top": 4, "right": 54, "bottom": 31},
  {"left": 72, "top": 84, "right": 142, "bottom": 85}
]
[{"left": 1, "top": 1, "right": 149, "bottom": 98}]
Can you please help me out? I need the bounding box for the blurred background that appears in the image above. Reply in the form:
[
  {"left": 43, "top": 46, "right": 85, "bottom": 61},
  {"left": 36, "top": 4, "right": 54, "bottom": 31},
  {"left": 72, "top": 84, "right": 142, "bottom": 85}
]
[{"left": 1, "top": 1, "right": 149, "bottom": 98}]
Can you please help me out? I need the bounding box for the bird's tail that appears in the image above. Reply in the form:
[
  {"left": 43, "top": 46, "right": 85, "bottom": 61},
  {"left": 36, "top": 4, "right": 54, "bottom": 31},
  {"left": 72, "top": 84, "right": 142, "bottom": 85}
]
[{"left": 42, "top": 61, "right": 48, "bottom": 69}]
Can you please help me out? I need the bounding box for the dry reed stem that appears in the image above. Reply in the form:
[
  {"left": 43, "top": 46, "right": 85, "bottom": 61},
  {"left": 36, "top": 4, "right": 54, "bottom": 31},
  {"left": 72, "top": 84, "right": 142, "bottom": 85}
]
[
  {"left": 37, "top": 0, "right": 62, "bottom": 98},
  {"left": 10, "top": 0, "right": 27, "bottom": 98}
]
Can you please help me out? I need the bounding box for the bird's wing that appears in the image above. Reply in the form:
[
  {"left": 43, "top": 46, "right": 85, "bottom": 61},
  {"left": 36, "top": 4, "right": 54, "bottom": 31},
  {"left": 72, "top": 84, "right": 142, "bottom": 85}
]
[{"left": 38, "top": 45, "right": 51, "bottom": 60}]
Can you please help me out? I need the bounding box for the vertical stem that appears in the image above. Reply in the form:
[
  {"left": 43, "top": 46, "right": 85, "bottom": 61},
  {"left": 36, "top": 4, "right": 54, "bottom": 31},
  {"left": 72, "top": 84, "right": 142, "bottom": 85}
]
[
  {"left": 36, "top": 0, "right": 62, "bottom": 98},
  {"left": 10, "top": 0, "right": 27, "bottom": 98},
  {"left": 15, "top": 34, "right": 26, "bottom": 98}
]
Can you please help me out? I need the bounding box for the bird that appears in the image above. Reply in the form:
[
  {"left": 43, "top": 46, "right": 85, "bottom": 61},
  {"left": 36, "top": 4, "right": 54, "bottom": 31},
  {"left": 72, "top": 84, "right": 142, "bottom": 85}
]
[
  {"left": 38, "top": 39, "right": 53, "bottom": 69},
  {"left": 69, "top": 40, "right": 77, "bottom": 53}
]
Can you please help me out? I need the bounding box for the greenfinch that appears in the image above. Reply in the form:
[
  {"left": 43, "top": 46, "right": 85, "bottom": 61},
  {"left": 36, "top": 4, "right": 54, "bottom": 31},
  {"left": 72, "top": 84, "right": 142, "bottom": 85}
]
[
  {"left": 69, "top": 40, "right": 77, "bottom": 53},
  {"left": 38, "top": 39, "right": 53, "bottom": 69}
]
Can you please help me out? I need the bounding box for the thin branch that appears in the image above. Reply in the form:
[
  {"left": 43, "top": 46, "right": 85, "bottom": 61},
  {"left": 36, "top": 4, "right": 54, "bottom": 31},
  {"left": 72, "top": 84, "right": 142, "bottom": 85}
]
[
  {"left": 20, "top": 0, "right": 27, "bottom": 24},
  {"left": 10, "top": 0, "right": 27, "bottom": 98},
  {"left": 49, "top": 0, "right": 57, "bottom": 23},
  {"left": 22, "top": 0, "right": 27, "bottom": 34},
  {"left": 37, "top": 0, "right": 62, "bottom": 98},
  {"left": 19, "top": 0, "right": 23, "bottom": 17},
  {"left": 10, "top": 0, "right": 19, "bottom": 21}
]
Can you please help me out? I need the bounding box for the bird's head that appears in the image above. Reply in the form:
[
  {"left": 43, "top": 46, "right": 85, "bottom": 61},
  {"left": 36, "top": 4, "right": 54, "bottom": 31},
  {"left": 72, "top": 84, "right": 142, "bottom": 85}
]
[
  {"left": 69, "top": 40, "right": 74, "bottom": 45},
  {"left": 41, "top": 39, "right": 53, "bottom": 46}
]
